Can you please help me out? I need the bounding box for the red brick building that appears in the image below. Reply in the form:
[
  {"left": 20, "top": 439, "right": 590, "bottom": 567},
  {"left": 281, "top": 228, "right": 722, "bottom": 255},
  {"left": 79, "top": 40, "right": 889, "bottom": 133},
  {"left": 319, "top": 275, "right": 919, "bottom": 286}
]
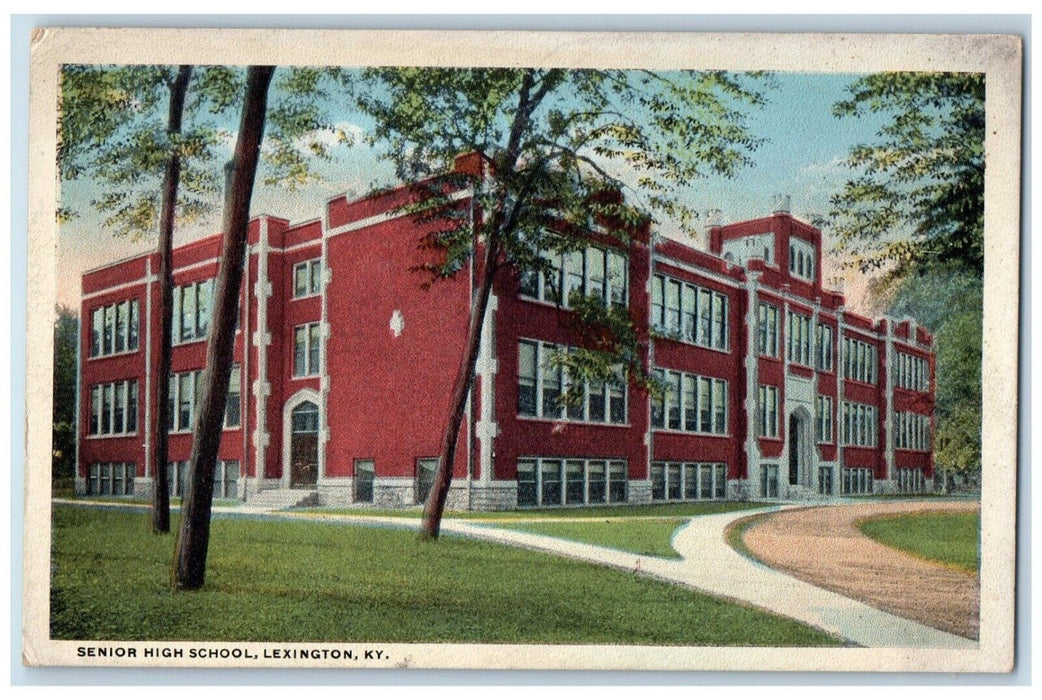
[{"left": 76, "top": 157, "right": 936, "bottom": 508}]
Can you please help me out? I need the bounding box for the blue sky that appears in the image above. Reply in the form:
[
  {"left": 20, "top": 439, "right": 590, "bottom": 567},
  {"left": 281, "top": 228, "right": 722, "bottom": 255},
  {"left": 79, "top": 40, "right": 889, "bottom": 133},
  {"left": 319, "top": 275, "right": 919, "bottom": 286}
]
[{"left": 59, "top": 70, "right": 891, "bottom": 312}]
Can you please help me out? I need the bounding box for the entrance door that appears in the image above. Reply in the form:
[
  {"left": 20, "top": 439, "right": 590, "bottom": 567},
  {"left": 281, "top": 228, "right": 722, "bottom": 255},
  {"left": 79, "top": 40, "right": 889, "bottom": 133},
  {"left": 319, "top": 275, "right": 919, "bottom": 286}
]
[
  {"left": 290, "top": 401, "right": 319, "bottom": 488},
  {"left": 788, "top": 414, "right": 800, "bottom": 485}
]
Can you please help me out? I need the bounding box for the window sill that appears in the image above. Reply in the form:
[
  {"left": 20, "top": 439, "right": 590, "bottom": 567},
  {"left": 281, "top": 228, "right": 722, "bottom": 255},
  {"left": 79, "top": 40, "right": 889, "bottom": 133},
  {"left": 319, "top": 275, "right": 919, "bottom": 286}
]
[
  {"left": 518, "top": 294, "right": 628, "bottom": 313},
  {"left": 652, "top": 428, "right": 730, "bottom": 438},
  {"left": 291, "top": 292, "right": 323, "bottom": 301},
  {"left": 651, "top": 332, "right": 730, "bottom": 355},
  {"left": 85, "top": 432, "right": 139, "bottom": 440},
  {"left": 515, "top": 415, "right": 631, "bottom": 429},
  {"left": 87, "top": 348, "right": 141, "bottom": 362}
]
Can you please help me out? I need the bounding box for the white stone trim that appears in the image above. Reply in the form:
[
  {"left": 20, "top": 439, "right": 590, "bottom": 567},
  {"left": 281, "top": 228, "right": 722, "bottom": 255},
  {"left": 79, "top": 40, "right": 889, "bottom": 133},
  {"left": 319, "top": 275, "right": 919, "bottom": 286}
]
[
  {"left": 82, "top": 275, "right": 154, "bottom": 301},
  {"left": 476, "top": 292, "right": 498, "bottom": 484},
  {"left": 651, "top": 253, "right": 744, "bottom": 290},
  {"left": 281, "top": 388, "right": 323, "bottom": 490},
  {"left": 143, "top": 257, "right": 152, "bottom": 478},
  {"left": 743, "top": 272, "right": 762, "bottom": 495},
  {"left": 325, "top": 188, "right": 474, "bottom": 239},
  {"left": 253, "top": 219, "right": 271, "bottom": 478}
]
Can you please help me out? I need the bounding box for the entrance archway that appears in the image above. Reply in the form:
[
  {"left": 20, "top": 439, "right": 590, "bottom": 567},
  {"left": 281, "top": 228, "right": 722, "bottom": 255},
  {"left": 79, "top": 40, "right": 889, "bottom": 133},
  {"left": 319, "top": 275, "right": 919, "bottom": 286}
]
[
  {"left": 788, "top": 408, "right": 813, "bottom": 487},
  {"left": 289, "top": 400, "right": 319, "bottom": 488}
]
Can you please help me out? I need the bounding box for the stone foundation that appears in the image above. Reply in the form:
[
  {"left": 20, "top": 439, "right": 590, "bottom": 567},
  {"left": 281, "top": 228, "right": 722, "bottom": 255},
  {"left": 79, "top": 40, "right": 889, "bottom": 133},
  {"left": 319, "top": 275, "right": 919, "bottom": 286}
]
[
  {"left": 728, "top": 479, "right": 750, "bottom": 502},
  {"left": 874, "top": 478, "right": 897, "bottom": 495},
  {"left": 626, "top": 479, "right": 652, "bottom": 505},
  {"left": 132, "top": 476, "right": 152, "bottom": 499},
  {"left": 372, "top": 477, "right": 419, "bottom": 508},
  {"left": 467, "top": 481, "right": 518, "bottom": 511},
  {"left": 317, "top": 478, "right": 355, "bottom": 507}
]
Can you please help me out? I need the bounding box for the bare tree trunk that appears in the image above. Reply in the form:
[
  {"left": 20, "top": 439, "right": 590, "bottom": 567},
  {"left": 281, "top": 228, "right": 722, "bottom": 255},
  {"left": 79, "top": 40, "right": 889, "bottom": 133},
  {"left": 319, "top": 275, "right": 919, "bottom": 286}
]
[
  {"left": 420, "top": 240, "right": 498, "bottom": 539},
  {"left": 174, "top": 66, "right": 274, "bottom": 589},
  {"left": 152, "top": 65, "right": 192, "bottom": 534}
]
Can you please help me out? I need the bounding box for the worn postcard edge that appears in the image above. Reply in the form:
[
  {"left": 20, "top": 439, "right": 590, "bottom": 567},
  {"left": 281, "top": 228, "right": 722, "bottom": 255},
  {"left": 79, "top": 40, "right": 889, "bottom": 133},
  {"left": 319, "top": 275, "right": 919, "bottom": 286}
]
[{"left": 21, "top": 27, "right": 1023, "bottom": 672}]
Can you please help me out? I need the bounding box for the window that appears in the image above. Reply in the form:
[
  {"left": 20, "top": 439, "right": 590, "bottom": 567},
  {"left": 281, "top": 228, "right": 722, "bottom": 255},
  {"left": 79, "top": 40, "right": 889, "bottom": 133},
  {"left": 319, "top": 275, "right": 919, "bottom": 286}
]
[
  {"left": 787, "top": 312, "right": 811, "bottom": 366},
  {"left": 517, "top": 458, "right": 628, "bottom": 507},
  {"left": 167, "top": 367, "right": 240, "bottom": 432},
  {"left": 517, "top": 460, "right": 538, "bottom": 506},
  {"left": 757, "top": 303, "right": 779, "bottom": 357},
  {"left": 520, "top": 244, "right": 628, "bottom": 308},
  {"left": 225, "top": 365, "right": 242, "bottom": 428},
  {"left": 173, "top": 279, "right": 215, "bottom": 344},
  {"left": 87, "top": 462, "right": 135, "bottom": 496},
  {"left": 565, "top": 460, "right": 586, "bottom": 505},
  {"left": 758, "top": 385, "right": 779, "bottom": 438},
  {"left": 896, "top": 351, "right": 930, "bottom": 391},
  {"left": 541, "top": 459, "right": 562, "bottom": 506},
  {"left": 88, "top": 380, "right": 138, "bottom": 436},
  {"left": 760, "top": 464, "right": 779, "bottom": 498},
  {"left": 841, "top": 401, "right": 878, "bottom": 447},
  {"left": 650, "top": 274, "right": 728, "bottom": 350},
  {"left": 789, "top": 238, "right": 816, "bottom": 281},
  {"left": 816, "top": 323, "right": 834, "bottom": 371},
  {"left": 517, "top": 341, "right": 538, "bottom": 416},
  {"left": 518, "top": 340, "right": 627, "bottom": 425},
  {"left": 416, "top": 458, "right": 438, "bottom": 504},
  {"left": 650, "top": 462, "right": 727, "bottom": 501},
  {"left": 818, "top": 466, "right": 833, "bottom": 495},
  {"left": 842, "top": 336, "right": 878, "bottom": 384},
  {"left": 896, "top": 468, "right": 926, "bottom": 493},
  {"left": 167, "top": 461, "right": 189, "bottom": 499},
  {"left": 166, "top": 460, "right": 236, "bottom": 499},
  {"left": 895, "top": 411, "right": 930, "bottom": 451},
  {"left": 293, "top": 258, "right": 322, "bottom": 297},
  {"left": 815, "top": 395, "right": 834, "bottom": 443},
  {"left": 842, "top": 467, "right": 874, "bottom": 495},
  {"left": 354, "top": 460, "right": 375, "bottom": 503},
  {"left": 294, "top": 322, "right": 322, "bottom": 377},
  {"left": 90, "top": 300, "right": 140, "bottom": 357},
  {"left": 214, "top": 460, "right": 240, "bottom": 499},
  {"left": 650, "top": 369, "right": 728, "bottom": 435}
]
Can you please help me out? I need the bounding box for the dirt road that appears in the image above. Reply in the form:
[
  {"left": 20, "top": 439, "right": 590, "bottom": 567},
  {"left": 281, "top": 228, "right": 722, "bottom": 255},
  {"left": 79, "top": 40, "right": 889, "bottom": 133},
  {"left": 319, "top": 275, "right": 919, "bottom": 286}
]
[{"left": 741, "top": 500, "right": 980, "bottom": 640}]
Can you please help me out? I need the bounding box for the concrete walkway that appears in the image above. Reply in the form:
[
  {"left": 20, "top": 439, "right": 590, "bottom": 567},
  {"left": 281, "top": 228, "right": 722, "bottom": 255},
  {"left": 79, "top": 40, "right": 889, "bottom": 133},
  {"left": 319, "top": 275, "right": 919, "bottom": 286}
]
[
  {"left": 53, "top": 499, "right": 977, "bottom": 648},
  {"left": 274, "top": 505, "right": 976, "bottom": 649}
]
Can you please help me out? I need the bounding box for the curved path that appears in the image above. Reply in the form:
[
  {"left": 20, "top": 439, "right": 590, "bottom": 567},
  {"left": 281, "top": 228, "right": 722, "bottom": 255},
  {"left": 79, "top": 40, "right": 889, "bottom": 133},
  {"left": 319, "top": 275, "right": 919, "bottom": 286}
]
[
  {"left": 742, "top": 500, "right": 980, "bottom": 640},
  {"left": 276, "top": 505, "right": 975, "bottom": 649}
]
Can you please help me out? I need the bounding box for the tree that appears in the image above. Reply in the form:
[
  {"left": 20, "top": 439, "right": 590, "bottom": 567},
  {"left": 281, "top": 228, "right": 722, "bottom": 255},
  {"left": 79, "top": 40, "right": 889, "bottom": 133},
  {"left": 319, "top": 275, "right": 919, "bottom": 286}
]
[
  {"left": 357, "top": 68, "right": 765, "bottom": 538},
  {"left": 174, "top": 65, "right": 275, "bottom": 590},
  {"left": 59, "top": 64, "right": 238, "bottom": 532},
  {"left": 52, "top": 306, "right": 79, "bottom": 489},
  {"left": 59, "top": 66, "right": 347, "bottom": 531},
  {"left": 829, "top": 73, "right": 986, "bottom": 483},
  {"left": 829, "top": 72, "right": 984, "bottom": 277}
]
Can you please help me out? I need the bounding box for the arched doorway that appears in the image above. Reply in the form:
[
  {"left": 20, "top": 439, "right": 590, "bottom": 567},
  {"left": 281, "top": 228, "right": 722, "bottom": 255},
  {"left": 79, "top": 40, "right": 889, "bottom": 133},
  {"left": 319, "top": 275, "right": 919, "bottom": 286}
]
[
  {"left": 290, "top": 400, "right": 319, "bottom": 488},
  {"left": 788, "top": 408, "right": 812, "bottom": 487}
]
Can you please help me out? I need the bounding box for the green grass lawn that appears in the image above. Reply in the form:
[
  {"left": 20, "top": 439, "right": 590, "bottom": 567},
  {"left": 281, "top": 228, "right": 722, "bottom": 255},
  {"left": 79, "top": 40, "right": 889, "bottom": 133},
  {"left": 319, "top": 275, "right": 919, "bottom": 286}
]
[
  {"left": 499, "top": 502, "right": 771, "bottom": 559},
  {"left": 50, "top": 504, "right": 838, "bottom": 646},
  {"left": 506, "top": 518, "right": 687, "bottom": 559},
  {"left": 858, "top": 510, "right": 980, "bottom": 573}
]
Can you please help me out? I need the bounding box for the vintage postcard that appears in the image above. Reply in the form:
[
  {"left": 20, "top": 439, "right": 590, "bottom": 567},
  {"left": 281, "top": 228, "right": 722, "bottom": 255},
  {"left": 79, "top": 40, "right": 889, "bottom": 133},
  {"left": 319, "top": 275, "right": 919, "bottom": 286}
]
[{"left": 22, "top": 28, "right": 1021, "bottom": 672}]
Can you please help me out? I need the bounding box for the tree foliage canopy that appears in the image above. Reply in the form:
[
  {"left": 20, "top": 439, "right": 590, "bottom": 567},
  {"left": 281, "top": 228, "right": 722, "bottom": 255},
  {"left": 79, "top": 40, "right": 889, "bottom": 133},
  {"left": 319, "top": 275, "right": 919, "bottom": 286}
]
[
  {"left": 52, "top": 306, "right": 79, "bottom": 481},
  {"left": 58, "top": 65, "right": 350, "bottom": 237},
  {"left": 358, "top": 67, "right": 765, "bottom": 385},
  {"left": 831, "top": 73, "right": 986, "bottom": 477},
  {"left": 829, "top": 72, "right": 984, "bottom": 277}
]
